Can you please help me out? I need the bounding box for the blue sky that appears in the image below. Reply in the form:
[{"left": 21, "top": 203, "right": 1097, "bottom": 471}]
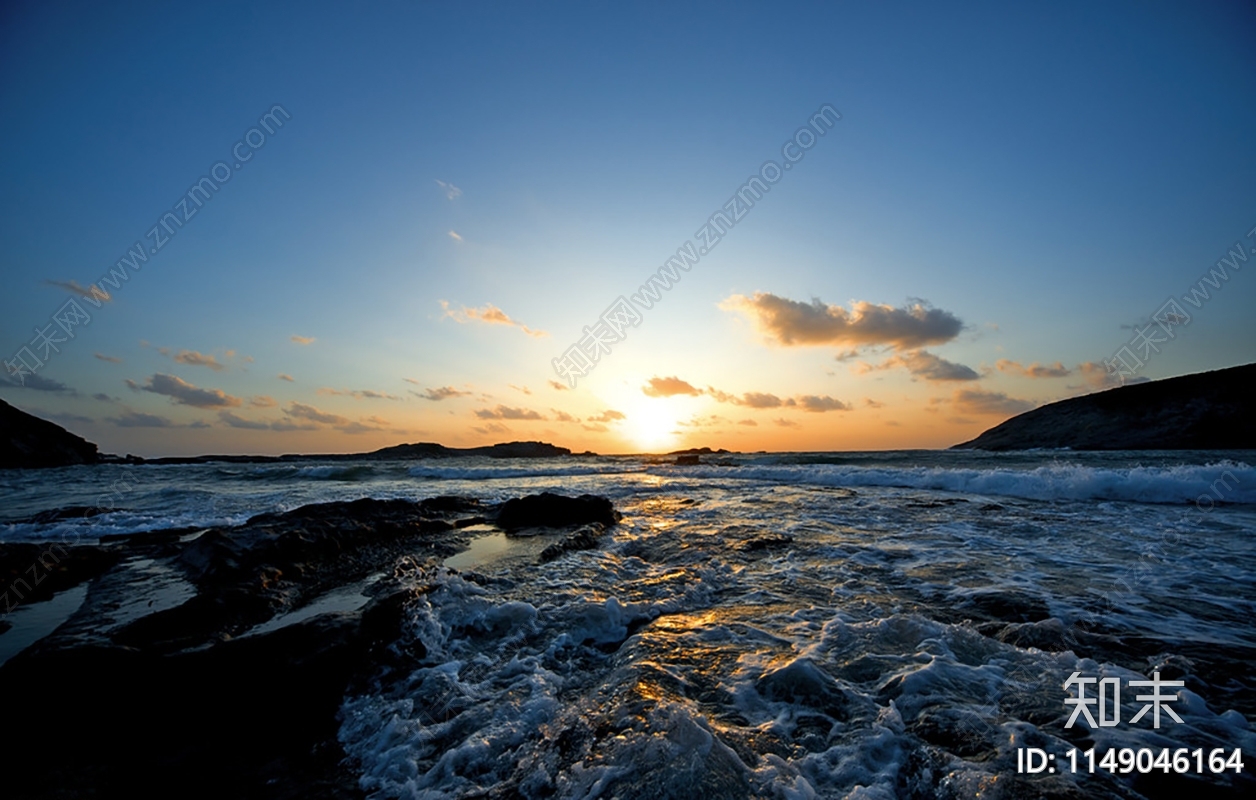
[{"left": 2, "top": 0, "right": 1254, "bottom": 455}]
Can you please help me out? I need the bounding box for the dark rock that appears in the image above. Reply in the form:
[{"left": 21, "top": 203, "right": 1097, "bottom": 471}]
[
  {"left": 538, "top": 524, "right": 606, "bottom": 563},
  {"left": 0, "top": 612, "right": 368, "bottom": 798},
  {"left": 0, "top": 397, "right": 99, "bottom": 469},
  {"left": 953, "top": 362, "right": 1256, "bottom": 451},
  {"left": 756, "top": 658, "right": 852, "bottom": 721},
  {"left": 495, "top": 492, "right": 621, "bottom": 531},
  {"left": 675, "top": 454, "right": 702, "bottom": 466},
  {"left": 737, "top": 534, "right": 794, "bottom": 552},
  {"left": 0, "top": 542, "right": 120, "bottom": 609},
  {"left": 996, "top": 618, "right": 1069, "bottom": 651}
]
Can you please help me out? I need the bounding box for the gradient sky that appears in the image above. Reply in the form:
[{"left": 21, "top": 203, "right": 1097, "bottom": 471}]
[{"left": 2, "top": 1, "right": 1254, "bottom": 456}]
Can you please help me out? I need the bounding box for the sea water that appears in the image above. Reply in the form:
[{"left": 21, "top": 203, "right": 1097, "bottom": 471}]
[{"left": 2, "top": 450, "right": 1254, "bottom": 797}]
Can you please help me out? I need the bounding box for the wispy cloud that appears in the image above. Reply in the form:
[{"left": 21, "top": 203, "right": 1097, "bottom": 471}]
[
  {"left": 249, "top": 395, "right": 277, "bottom": 408},
  {"left": 448, "top": 230, "right": 463, "bottom": 241},
  {"left": 440, "top": 301, "right": 548, "bottom": 338},
  {"left": 586, "top": 409, "right": 626, "bottom": 423},
  {"left": 792, "top": 395, "right": 850, "bottom": 412},
  {"left": 94, "top": 353, "right": 123, "bottom": 364},
  {"left": 551, "top": 410, "right": 580, "bottom": 423},
  {"left": 473, "top": 405, "right": 546, "bottom": 421},
  {"left": 774, "top": 418, "right": 801, "bottom": 428},
  {"left": 996, "top": 359, "right": 1072, "bottom": 379},
  {"left": 317, "top": 387, "right": 400, "bottom": 400},
  {"left": 291, "top": 335, "right": 316, "bottom": 345},
  {"left": 172, "top": 349, "right": 226, "bottom": 371},
  {"left": 642, "top": 376, "right": 702, "bottom": 397},
  {"left": 412, "top": 385, "right": 471, "bottom": 401},
  {"left": 860, "top": 350, "right": 979, "bottom": 381},
  {"left": 108, "top": 409, "right": 174, "bottom": 428},
  {"left": 219, "top": 410, "right": 316, "bottom": 431},
  {"left": 722, "top": 293, "right": 963, "bottom": 350},
  {"left": 473, "top": 421, "right": 511, "bottom": 436},
  {"left": 278, "top": 373, "right": 296, "bottom": 382},
  {"left": 953, "top": 389, "right": 1034, "bottom": 416},
  {"left": 45, "top": 279, "right": 110, "bottom": 303},
  {"left": 5, "top": 373, "right": 74, "bottom": 393},
  {"left": 129, "top": 373, "right": 242, "bottom": 408},
  {"left": 435, "top": 179, "right": 462, "bottom": 200},
  {"left": 642, "top": 374, "right": 849, "bottom": 413},
  {"left": 548, "top": 380, "right": 569, "bottom": 392}
]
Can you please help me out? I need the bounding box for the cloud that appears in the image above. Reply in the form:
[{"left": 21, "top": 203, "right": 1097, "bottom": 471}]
[
  {"left": 44, "top": 412, "right": 93, "bottom": 426},
  {"left": 172, "top": 350, "right": 226, "bottom": 371},
  {"left": 285, "top": 402, "right": 347, "bottom": 425},
  {"left": 739, "top": 392, "right": 784, "bottom": 409},
  {"left": 551, "top": 410, "right": 580, "bottom": 423},
  {"left": 278, "top": 373, "right": 296, "bottom": 382},
  {"left": 218, "top": 411, "right": 272, "bottom": 430},
  {"left": 864, "top": 398, "right": 885, "bottom": 409},
  {"left": 473, "top": 405, "right": 546, "bottom": 421},
  {"left": 413, "top": 386, "right": 471, "bottom": 401},
  {"left": 548, "top": 380, "right": 568, "bottom": 392},
  {"left": 109, "top": 410, "right": 174, "bottom": 427},
  {"left": 953, "top": 389, "right": 1035, "bottom": 416},
  {"left": 722, "top": 293, "right": 963, "bottom": 350},
  {"left": 773, "top": 418, "right": 800, "bottom": 428},
  {"left": 318, "top": 387, "right": 401, "bottom": 400},
  {"left": 473, "top": 422, "right": 510, "bottom": 435},
  {"left": 45, "top": 279, "right": 110, "bottom": 302},
  {"left": 94, "top": 353, "right": 122, "bottom": 364},
  {"left": 291, "top": 335, "right": 316, "bottom": 345},
  {"left": 440, "top": 301, "right": 547, "bottom": 338},
  {"left": 510, "top": 384, "right": 532, "bottom": 395},
  {"left": 793, "top": 395, "right": 850, "bottom": 413},
  {"left": 133, "top": 373, "right": 241, "bottom": 408},
  {"left": 448, "top": 230, "right": 463, "bottom": 241},
  {"left": 5, "top": 373, "right": 73, "bottom": 393},
  {"left": 866, "top": 350, "right": 980, "bottom": 381},
  {"left": 92, "top": 393, "right": 118, "bottom": 403},
  {"left": 587, "top": 409, "right": 626, "bottom": 423},
  {"left": 642, "top": 376, "right": 702, "bottom": 397},
  {"left": 435, "top": 179, "right": 462, "bottom": 200},
  {"left": 249, "top": 395, "right": 277, "bottom": 408},
  {"left": 581, "top": 423, "right": 608, "bottom": 432},
  {"left": 996, "top": 359, "right": 1071, "bottom": 379},
  {"left": 737, "top": 419, "right": 758, "bottom": 426}
]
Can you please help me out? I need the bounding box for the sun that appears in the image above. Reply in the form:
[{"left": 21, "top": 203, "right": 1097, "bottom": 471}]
[{"left": 623, "top": 399, "right": 681, "bottom": 453}]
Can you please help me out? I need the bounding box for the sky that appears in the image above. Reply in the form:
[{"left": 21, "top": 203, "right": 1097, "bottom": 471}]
[{"left": 2, "top": 0, "right": 1254, "bottom": 456}]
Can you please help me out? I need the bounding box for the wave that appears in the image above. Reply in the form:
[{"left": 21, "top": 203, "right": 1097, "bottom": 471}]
[
  {"left": 407, "top": 464, "right": 644, "bottom": 481},
  {"left": 661, "top": 460, "right": 1256, "bottom": 504}
]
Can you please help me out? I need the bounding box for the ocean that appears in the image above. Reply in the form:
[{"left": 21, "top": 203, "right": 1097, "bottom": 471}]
[{"left": 2, "top": 449, "right": 1254, "bottom": 798}]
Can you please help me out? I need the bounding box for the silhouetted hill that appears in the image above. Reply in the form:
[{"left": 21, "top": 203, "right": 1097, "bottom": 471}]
[
  {"left": 0, "top": 398, "right": 99, "bottom": 469},
  {"left": 952, "top": 363, "right": 1256, "bottom": 451}
]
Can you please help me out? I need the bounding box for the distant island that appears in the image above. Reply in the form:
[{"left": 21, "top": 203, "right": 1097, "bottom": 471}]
[
  {"left": 0, "top": 397, "right": 572, "bottom": 469},
  {"left": 953, "top": 362, "right": 1256, "bottom": 451}
]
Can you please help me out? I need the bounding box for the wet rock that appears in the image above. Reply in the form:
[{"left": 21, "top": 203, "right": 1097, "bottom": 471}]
[
  {"left": 997, "top": 617, "right": 1069, "bottom": 651},
  {"left": 495, "top": 492, "right": 621, "bottom": 531},
  {"left": 0, "top": 542, "right": 120, "bottom": 609},
  {"left": 756, "top": 657, "right": 853, "bottom": 721},
  {"left": 737, "top": 534, "right": 793, "bottom": 552},
  {"left": 538, "top": 524, "right": 607, "bottom": 563},
  {"left": 963, "top": 589, "right": 1052, "bottom": 623},
  {"left": 675, "top": 454, "right": 702, "bottom": 466}
]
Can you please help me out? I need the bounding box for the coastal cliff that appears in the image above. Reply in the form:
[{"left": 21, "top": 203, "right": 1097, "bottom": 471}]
[
  {"left": 952, "top": 363, "right": 1256, "bottom": 451},
  {"left": 0, "top": 398, "right": 99, "bottom": 469}
]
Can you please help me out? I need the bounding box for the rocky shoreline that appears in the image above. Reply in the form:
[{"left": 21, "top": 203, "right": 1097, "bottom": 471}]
[{"left": 0, "top": 492, "right": 619, "bottom": 798}]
